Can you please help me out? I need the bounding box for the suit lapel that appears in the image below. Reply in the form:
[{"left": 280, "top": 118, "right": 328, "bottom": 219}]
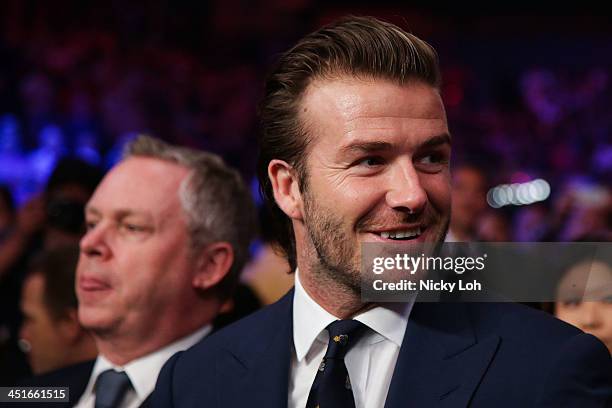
[
  {"left": 385, "top": 302, "right": 500, "bottom": 408},
  {"left": 139, "top": 394, "right": 151, "bottom": 408},
  {"left": 216, "top": 290, "right": 294, "bottom": 408}
]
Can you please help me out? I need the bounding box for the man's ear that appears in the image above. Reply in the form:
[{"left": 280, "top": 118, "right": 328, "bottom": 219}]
[
  {"left": 192, "top": 242, "right": 234, "bottom": 291},
  {"left": 268, "top": 159, "right": 304, "bottom": 221}
]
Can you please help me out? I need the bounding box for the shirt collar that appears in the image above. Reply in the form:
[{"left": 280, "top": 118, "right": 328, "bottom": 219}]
[
  {"left": 293, "top": 268, "right": 338, "bottom": 362},
  {"left": 91, "top": 324, "right": 211, "bottom": 399},
  {"left": 293, "top": 268, "right": 414, "bottom": 362}
]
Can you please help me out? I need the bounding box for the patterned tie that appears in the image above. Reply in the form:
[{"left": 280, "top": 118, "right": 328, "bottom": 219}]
[
  {"left": 306, "top": 320, "right": 368, "bottom": 408},
  {"left": 94, "top": 369, "right": 132, "bottom": 408}
]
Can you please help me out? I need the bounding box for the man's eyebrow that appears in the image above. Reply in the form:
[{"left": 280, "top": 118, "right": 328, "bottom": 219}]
[
  {"left": 84, "top": 206, "right": 101, "bottom": 216},
  {"left": 84, "top": 206, "right": 152, "bottom": 220},
  {"left": 339, "top": 141, "right": 395, "bottom": 155},
  {"left": 339, "top": 133, "right": 451, "bottom": 156},
  {"left": 419, "top": 133, "right": 452, "bottom": 149}
]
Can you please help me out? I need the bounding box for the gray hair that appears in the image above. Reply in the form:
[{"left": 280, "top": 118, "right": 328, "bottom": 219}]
[{"left": 124, "top": 135, "right": 257, "bottom": 298}]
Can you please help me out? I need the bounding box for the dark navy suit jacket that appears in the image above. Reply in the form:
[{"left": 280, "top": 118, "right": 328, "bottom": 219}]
[
  {"left": 153, "top": 290, "right": 611, "bottom": 407},
  {"left": 17, "top": 360, "right": 151, "bottom": 408}
]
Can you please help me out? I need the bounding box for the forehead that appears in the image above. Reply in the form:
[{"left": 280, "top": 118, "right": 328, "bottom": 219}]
[
  {"left": 559, "top": 260, "right": 612, "bottom": 296},
  {"left": 88, "top": 157, "right": 189, "bottom": 215},
  {"left": 299, "top": 77, "right": 447, "bottom": 148}
]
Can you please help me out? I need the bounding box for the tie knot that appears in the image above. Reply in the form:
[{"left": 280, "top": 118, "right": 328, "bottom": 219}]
[
  {"left": 324, "top": 320, "right": 367, "bottom": 359},
  {"left": 95, "top": 369, "right": 132, "bottom": 408}
]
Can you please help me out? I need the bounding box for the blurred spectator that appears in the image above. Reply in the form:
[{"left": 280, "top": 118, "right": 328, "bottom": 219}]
[
  {"left": 557, "top": 181, "right": 611, "bottom": 242},
  {"left": 476, "top": 210, "right": 511, "bottom": 242},
  {"left": 0, "top": 185, "right": 15, "bottom": 242},
  {"left": 27, "top": 123, "right": 67, "bottom": 189},
  {"left": 43, "top": 157, "right": 103, "bottom": 250},
  {"left": 0, "top": 114, "right": 28, "bottom": 201},
  {"left": 0, "top": 193, "right": 45, "bottom": 282},
  {"left": 0, "top": 157, "right": 102, "bottom": 279},
  {"left": 241, "top": 204, "right": 293, "bottom": 305},
  {"left": 447, "top": 164, "right": 487, "bottom": 242},
  {"left": 19, "top": 245, "right": 97, "bottom": 375},
  {"left": 0, "top": 158, "right": 102, "bottom": 384},
  {"left": 513, "top": 204, "right": 549, "bottom": 242},
  {"left": 555, "top": 256, "right": 612, "bottom": 355}
]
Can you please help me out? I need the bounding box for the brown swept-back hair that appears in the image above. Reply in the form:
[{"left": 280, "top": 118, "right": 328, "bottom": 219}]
[{"left": 257, "top": 16, "right": 442, "bottom": 271}]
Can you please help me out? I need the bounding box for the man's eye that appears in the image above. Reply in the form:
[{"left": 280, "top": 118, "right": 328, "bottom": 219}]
[
  {"left": 418, "top": 153, "right": 446, "bottom": 164},
  {"left": 85, "top": 221, "right": 97, "bottom": 231},
  {"left": 121, "top": 223, "right": 146, "bottom": 233},
  {"left": 601, "top": 295, "right": 612, "bottom": 304},
  {"left": 356, "top": 156, "right": 384, "bottom": 167},
  {"left": 562, "top": 298, "right": 582, "bottom": 308}
]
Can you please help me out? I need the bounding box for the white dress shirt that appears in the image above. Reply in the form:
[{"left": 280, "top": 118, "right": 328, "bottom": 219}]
[
  {"left": 75, "top": 325, "right": 211, "bottom": 408},
  {"left": 289, "top": 269, "right": 415, "bottom": 408}
]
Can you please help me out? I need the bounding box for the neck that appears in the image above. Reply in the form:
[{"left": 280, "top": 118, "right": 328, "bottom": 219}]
[
  {"left": 66, "top": 333, "right": 98, "bottom": 365},
  {"left": 298, "top": 265, "right": 373, "bottom": 319},
  {"left": 293, "top": 224, "right": 373, "bottom": 319},
  {"left": 93, "top": 301, "right": 218, "bottom": 366}
]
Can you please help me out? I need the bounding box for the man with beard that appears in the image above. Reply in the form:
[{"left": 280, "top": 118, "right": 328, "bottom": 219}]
[{"left": 153, "top": 16, "right": 611, "bottom": 407}]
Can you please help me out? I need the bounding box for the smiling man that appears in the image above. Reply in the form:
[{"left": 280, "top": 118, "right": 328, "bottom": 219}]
[
  {"left": 153, "top": 16, "right": 611, "bottom": 407},
  {"left": 22, "top": 136, "right": 255, "bottom": 408}
]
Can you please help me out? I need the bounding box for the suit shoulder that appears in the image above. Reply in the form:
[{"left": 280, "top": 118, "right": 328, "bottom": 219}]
[
  {"left": 172, "top": 290, "right": 292, "bottom": 370},
  {"left": 467, "top": 302, "right": 582, "bottom": 342}
]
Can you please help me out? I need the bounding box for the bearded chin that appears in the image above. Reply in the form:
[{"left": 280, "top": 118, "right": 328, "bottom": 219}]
[{"left": 301, "top": 185, "right": 451, "bottom": 295}]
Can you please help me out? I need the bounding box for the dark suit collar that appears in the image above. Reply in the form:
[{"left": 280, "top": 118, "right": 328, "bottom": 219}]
[
  {"left": 385, "top": 302, "right": 500, "bottom": 408},
  {"left": 215, "top": 289, "right": 294, "bottom": 408},
  {"left": 215, "top": 291, "right": 499, "bottom": 408},
  {"left": 139, "top": 393, "right": 152, "bottom": 408}
]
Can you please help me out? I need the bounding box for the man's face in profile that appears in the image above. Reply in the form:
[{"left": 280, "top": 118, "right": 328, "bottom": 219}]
[
  {"left": 76, "top": 157, "right": 198, "bottom": 338},
  {"left": 19, "top": 273, "right": 73, "bottom": 375},
  {"left": 555, "top": 260, "right": 612, "bottom": 354},
  {"left": 297, "top": 77, "right": 451, "bottom": 289}
]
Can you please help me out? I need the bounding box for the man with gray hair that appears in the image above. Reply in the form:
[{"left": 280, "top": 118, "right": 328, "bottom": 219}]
[{"left": 25, "top": 135, "right": 256, "bottom": 408}]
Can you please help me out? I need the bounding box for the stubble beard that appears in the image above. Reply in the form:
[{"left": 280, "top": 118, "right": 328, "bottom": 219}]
[
  {"left": 301, "top": 183, "right": 451, "bottom": 299},
  {"left": 302, "top": 186, "right": 362, "bottom": 296}
]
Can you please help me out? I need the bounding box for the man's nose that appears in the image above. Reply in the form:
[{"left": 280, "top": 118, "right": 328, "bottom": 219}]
[
  {"left": 579, "top": 302, "right": 602, "bottom": 330},
  {"left": 79, "top": 223, "right": 112, "bottom": 260},
  {"left": 385, "top": 159, "right": 427, "bottom": 214}
]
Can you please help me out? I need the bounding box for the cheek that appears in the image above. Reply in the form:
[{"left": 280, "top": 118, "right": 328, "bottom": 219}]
[
  {"left": 341, "top": 183, "right": 381, "bottom": 213},
  {"left": 140, "top": 238, "right": 192, "bottom": 289},
  {"left": 31, "top": 319, "right": 54, "bottom": 347},
  {"left": 555, "top": 305, "right": 579, "bottom": 324},
  {"left": 422, "top": 173, "right": 451, "bottom": 209},
  {"left": 603, "top": 305, "right": 612, "bottom": 329}
]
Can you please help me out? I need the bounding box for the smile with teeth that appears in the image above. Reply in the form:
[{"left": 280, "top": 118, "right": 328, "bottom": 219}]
[{"left": 379, "top": 228, "right": 422, "bottom": 240}]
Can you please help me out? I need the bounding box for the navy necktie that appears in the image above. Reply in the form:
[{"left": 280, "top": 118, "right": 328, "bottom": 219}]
[
  {"left": 306, "top": 320, "right": 368, "bottom": 408},
  {"left": 94, "top": 369, "right": 132, "bottom": 408}
]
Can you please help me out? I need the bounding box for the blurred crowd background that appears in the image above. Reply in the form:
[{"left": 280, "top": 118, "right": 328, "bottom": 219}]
[{"left": 0, "top": 0, "right": 610, "bottom": 382}]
